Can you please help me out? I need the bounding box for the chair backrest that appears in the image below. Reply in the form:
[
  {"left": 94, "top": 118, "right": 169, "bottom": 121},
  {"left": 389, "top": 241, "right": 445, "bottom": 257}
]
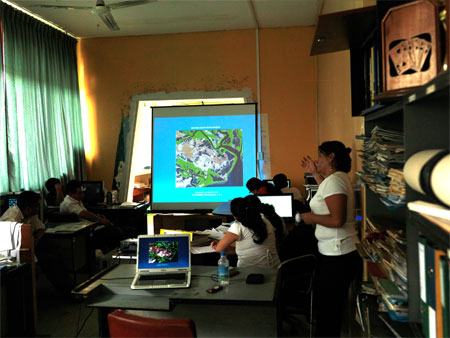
[
  {"left": 277, "top": 254, "right": 316, "bottom": 302},
  {"left": 108, "top": 309, "right": 197, "bottom": 338},
  {"left": 20, "top": 224, "right": 37, "bottom": 333}
]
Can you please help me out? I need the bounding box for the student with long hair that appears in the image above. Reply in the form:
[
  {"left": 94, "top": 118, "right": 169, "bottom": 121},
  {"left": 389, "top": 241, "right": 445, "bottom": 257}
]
[{"left": 210, "top": 195, "right": 280, "bottom": 268}]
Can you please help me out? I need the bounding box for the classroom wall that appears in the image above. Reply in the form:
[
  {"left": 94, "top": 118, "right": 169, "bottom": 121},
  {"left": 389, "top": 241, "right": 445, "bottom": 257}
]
[
  {"left": 316, "top": 0, "right": 376, "bottom": 182},
  {"left": 77, "top": 27, "right": 317, "bottom": 192}
]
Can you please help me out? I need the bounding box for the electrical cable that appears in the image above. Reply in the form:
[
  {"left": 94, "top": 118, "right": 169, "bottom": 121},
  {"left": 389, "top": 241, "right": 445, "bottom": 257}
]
[{"left": 75, "top": 307, "right": 94, "bottom": 337}]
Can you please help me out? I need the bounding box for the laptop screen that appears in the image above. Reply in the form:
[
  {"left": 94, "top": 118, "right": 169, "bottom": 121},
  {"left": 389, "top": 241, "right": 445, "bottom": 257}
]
[
  {"left": 258, "top": 194, "right": 293, "bottom": 218},
  {"left": 137, "top": 234, "right": 190, "bottom": 270}
]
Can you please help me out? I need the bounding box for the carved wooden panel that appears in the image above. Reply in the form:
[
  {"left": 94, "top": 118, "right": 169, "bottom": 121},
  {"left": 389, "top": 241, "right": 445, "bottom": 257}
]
[{"left": 382, "top": 0, "right": 440, "bottom": 92}]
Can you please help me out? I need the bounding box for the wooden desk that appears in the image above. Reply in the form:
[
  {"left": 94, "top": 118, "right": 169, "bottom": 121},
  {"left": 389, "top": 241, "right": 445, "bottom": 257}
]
[
  {"left": 74, "top": 264, "right": 279, "bottom": 337},
  {"left": 42, "top": 221, "right": 98, "bottom": 284}
]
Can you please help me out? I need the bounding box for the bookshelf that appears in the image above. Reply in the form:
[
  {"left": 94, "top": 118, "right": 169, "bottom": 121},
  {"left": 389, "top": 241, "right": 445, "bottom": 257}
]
[
  {"left": 313, "top": 1, "right": 449, "bottom": 336},
  {"left": 360, "top": 60, "right": 449, "bottom": 338}
]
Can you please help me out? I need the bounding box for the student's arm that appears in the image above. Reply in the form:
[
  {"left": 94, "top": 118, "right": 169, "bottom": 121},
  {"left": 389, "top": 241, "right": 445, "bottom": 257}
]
[
  {"left": 210, "top": 232, "right": 238, "bottom": 254},
  {"left": 78, "top": 210, "right": 112, "bottom": 226},
  {"left": 301, "top": 194, "right": 347, "bottom": 228}
]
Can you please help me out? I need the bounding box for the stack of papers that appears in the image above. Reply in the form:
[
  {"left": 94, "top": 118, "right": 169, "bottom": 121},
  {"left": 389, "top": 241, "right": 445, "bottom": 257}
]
[
  {"left": 374, "top": 277, "right": 409, "bottom": 322},
  {"left": 364, "top": 218, "right": 408, "bottom": 295},
  {"left": 356, "top": 126, "right": 405, "bottom": 207}
]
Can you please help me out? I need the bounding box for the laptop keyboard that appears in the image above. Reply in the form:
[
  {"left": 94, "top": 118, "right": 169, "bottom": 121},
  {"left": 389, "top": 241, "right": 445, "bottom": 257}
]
[{"left": 137, "top": 273, "right": 187, "bottom": 287}]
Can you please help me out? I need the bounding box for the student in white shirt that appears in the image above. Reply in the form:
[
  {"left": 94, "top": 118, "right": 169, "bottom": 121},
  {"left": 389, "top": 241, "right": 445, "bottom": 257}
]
[
  {"left": 60, "top": 180, "right": 112, "bottom": 226},
  {"left": 300, "top": 140, "right": 361, "bottom": 337},
  {"left": 60, "top": 180, "right": 124, "bottom": 254},
  {"left": 210, "top": 195, "right": 280, "bottom": 268},
  {"left": 0, "top": 191, "right": 45, "bottom": 243},
  {"left": 0, "top": 191, "right": 74, "bottom": 295}
]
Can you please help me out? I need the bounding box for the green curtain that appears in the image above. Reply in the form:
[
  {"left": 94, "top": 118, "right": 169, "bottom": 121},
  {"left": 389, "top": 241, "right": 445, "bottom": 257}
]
[{"left": 0, "top": 4, "right": 85, "bottom": 193}]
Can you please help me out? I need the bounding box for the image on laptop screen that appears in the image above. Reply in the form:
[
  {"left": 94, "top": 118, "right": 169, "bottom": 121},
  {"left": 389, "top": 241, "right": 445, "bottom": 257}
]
[
  {"left": 258, "top": 194, "right": 293, "bottom": 218},
  {"left": 137, "top": 235, "right": 190, "bottom": 270}
]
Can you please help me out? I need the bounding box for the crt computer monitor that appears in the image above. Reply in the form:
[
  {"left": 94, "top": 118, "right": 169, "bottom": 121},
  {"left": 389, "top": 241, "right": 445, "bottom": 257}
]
[
  {"left": 81, "top": 181, "right": 104, "bottom": 205},
  {"left": 258, "top": 194, "right": 293, "bottom": 218}
]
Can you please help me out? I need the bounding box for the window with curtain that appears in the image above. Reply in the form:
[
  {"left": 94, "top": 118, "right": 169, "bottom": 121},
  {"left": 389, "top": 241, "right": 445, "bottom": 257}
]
[{"left": 0, "top": 3, "right": 85, "bottom": 193}]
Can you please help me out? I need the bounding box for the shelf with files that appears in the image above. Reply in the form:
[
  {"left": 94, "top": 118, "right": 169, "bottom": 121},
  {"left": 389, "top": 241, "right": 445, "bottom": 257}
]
[
  {"left": 365, "top": 188, "right": 406, "bottom": 226},
  {"left": 409, "top": 211, "right": 450, "bottom": 252},
  {"left": 356, "top": 260, "right": 420, "bottom": 338},
  {"left": 358, "top": 292, "right": 421, "bottom": 338},
  {"left": 403, "top": 71, "right": 450, "bottom": 328}
]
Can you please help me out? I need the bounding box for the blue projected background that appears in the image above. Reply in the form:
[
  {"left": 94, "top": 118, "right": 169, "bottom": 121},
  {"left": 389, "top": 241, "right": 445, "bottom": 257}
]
[
  {"left": 151, "top": 104, "right": 257, "bottom": 211},
  {"left": 138, "top": 235, "right": 190, "bottom": 270}
]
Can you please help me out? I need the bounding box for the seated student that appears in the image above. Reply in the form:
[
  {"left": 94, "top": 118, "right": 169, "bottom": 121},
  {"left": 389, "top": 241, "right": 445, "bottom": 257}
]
[
  {"left": 246, "top": 177, "right": 282, "bottom": 195},
  {"left": 0, "top": 191, "right": 45, "bottom": 244},
  {"left": 210, "top": 195, "right": 280, "bottom": 268},
  {"left": 252, "top": 196, "right": 288, "bottom": 252},
  {"left": 45, "top": 177, "right": 64, "bottom": 206},
  {"left": 60, "top": 180, "right": 124, "bottom": 253},
  {"left": 272, "top": 173, "right": 303, "bottom": 202},
  {"left": 0, "top": 191, "right": 74, "bottom": 295},
  {"left": 60, "top": 180, "right": 112, "bottom": 226}
]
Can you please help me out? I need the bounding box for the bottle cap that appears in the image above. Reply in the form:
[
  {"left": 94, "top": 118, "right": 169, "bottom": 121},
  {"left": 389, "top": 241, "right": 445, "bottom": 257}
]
[{"left": 220, "top": 251, "right": 226, "bottom": 256}]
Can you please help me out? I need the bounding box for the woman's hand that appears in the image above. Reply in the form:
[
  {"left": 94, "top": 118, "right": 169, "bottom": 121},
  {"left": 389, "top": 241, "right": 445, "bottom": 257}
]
[
  {"left": 301, "top": 156, "right": 317, "bottom": 174},
  {"left": 301, "top": 212, "right": 314, "bottom": 225},
  {"left": 210, "top": 240, "right": 218, "bottom": 251}
]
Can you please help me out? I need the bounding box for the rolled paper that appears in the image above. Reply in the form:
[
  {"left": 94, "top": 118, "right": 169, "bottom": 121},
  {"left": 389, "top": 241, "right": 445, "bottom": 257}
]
[
  {"left": 430, "top": 154, "right": 450, "bottom": 207},
  {"left": 404, "top": 149, "right": 446, "bottom": 194}
]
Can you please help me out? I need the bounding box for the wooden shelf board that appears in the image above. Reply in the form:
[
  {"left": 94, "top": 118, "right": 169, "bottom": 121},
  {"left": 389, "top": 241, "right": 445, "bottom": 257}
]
[
  {"left": 364, "top": 100, "right": 403, "bottom": 122},
  {"left": 403, "top": 70, "right": 450, "bottom": 105},
  {"left": 408, "top": 211, "right": 450, "bottom": 250}
]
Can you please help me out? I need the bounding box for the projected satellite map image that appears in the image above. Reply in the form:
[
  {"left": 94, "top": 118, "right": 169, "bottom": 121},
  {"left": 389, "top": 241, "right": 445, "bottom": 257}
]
[{"left": 176, "top": 129, "right": 243, "bottom": 188}]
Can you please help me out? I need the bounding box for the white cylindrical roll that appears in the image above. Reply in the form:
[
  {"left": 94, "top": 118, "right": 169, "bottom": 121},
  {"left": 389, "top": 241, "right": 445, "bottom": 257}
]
[
  {"left": 404, "top": 149, "right": 445, "bottom": 194},
  {"left": 430, "top": 154, "right": 450, "bottom": 207}
]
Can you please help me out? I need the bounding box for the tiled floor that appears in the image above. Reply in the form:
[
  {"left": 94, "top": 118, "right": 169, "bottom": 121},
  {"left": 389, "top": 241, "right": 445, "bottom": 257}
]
[
  {"left": 35, "top": 271, "right": 312, "bottom": 337},
  {"left": 35, "top": 272, "right": 98, "bottom": 337}
]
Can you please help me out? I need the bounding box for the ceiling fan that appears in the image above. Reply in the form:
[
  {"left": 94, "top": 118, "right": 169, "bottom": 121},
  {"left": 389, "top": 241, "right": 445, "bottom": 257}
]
[{"left": 30, "top": 0, "right": 157, "bottom": 31}]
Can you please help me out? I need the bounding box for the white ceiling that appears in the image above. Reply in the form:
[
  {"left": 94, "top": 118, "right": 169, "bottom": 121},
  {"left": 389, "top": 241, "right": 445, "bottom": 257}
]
[{"left": 9, "top": 0, "right": 322, "bottom": 39}]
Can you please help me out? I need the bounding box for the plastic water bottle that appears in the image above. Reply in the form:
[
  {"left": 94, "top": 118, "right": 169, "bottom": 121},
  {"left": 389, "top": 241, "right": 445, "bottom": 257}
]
[{"left": 218, "top": 251, "right": 230, "bottom": 285}]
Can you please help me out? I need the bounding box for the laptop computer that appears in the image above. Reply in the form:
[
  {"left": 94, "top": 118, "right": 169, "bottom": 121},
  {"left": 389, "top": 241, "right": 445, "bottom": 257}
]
[{"left": 131, "top": 234, "right": 191, "bottom": 290}]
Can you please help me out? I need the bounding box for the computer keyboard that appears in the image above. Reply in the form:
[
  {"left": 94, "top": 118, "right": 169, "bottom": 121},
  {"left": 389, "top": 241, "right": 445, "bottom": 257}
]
[
  {"left": 136, "top": 273, "right": 187, "bottom": 287},
  {"left": 139, "top": 273, "right": 186, "bottom": 281}
]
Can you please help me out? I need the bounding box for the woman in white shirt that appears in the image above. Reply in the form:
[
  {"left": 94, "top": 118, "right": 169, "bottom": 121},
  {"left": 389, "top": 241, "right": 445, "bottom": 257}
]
[
  {"left": 300, "top": 140, "right": 361, "bottom": 337},
  {"left": 210, "top": 195, "right": 280, "bottom": 268}
]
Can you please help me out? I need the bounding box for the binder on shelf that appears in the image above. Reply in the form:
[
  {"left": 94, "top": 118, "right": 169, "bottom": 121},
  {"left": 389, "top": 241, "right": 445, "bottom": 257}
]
[
  {"left": 425, "top": 243, "right": 437, "bottom": 338},
  {"left": 435, "top": 249, "right": 447, "bottom": 338},
  {"left": 418, "top": 236, "right": 428, "bottom": 337},
  {"left": 444, "top": 252, "right": 450, "bottom": 338}
]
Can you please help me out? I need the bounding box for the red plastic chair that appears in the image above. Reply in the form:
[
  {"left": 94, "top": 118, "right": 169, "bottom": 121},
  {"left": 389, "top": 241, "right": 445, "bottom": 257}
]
[{"left": 107, "top": 309, "right": 197, "bottom": 337}]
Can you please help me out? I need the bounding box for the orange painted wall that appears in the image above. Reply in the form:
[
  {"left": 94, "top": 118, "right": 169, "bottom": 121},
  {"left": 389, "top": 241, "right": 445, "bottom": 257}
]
[
  {"left": 259, "top": 27, "right": 317, "bottom": 189},
  {"left": 77, "top": 27, "right": 317, "bottom": 192},
  {"left": 316, "top": 0, "right": 376, "bottom": 182}
]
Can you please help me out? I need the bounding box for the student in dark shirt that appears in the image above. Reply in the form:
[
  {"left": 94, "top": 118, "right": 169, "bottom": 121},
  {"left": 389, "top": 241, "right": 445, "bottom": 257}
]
[
  {"left": 45, "top": 177, "right": 64, "bottom": 206},
  {"left": 246, "top": 177, "right": 282, "bottom": 195}
]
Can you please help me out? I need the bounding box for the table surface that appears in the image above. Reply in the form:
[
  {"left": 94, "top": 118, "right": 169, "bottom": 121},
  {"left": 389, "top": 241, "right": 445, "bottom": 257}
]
[
  {"left": 74, "top": 264, "right": 278, "bottom": 310},
  {"left": 45, "top": 221, "right": 98, "bottom": 234}
]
